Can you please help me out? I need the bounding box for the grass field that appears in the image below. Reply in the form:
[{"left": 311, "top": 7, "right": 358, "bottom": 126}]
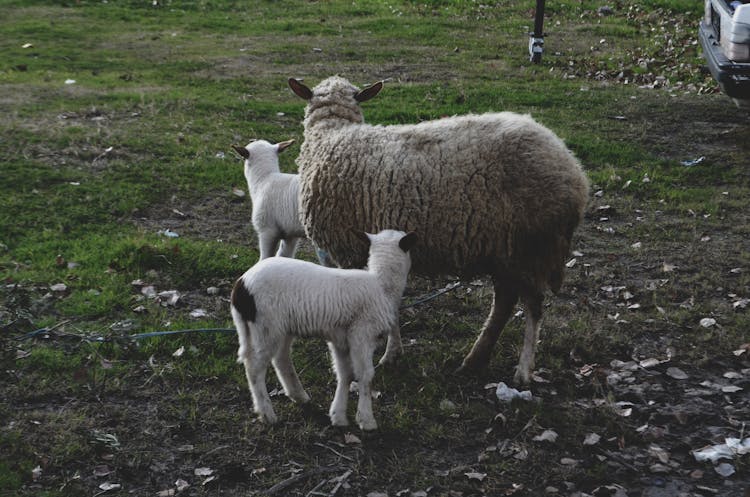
[{"left": 1, "top": 1, "right": 749, "bottom": 496}]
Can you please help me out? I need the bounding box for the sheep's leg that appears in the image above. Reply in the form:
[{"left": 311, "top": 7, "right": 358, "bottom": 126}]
[
  {"left": 328, "top": 342, "right": 352, "bottom": 427},
  {"left": 514, "top": 292, "right": 543, "bottom": 385},
  {"left": 242, "top": 347, "right": 277, "bottom": 424},
  {"left": 258, "top": 233, "right": 279, "bottom": 260},
  {"left": 377, "top": 323, "right": 402, "bottom": 366},
  {"left": 349, "top": 333, "right": 377, "bottom": 431},
  {"left": 271, "top": 335, "right": 310, "bottom": 403},
  {"left": 276, "top": 238, "right": 299, "bottom": 258},
  {"left": 315, "top": 246, "right": 337, "bottom": 267},
  {"left": 459, "top": 282, "right": 519, "bottom": 373}
]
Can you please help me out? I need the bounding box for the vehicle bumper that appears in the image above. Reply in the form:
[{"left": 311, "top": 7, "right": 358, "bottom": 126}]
[{"left": 699, "top": 20, "right": 750, "bottom": 99}]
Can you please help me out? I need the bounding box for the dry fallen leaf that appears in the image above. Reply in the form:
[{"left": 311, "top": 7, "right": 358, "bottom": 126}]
[
  {"left": 503, "top": 483, "right": 524, "bottom": 495},
  {"left": 700, "top": 317, "right": 717, "bottom": 328},
  {"left": 98, "top": 482, "right": 121, "bottom": 491},
  {"left": 639, "top": 358, "right": 661, "bottom": 368},
  {"left": 649, "top": 463, "right": 670, "bottom": 473},
  {"left": 714, "top": 463, "right": 735, "bottom": 477},
  {"left": 662, "top": 262, "right": 676, "bottom": 272},
  {"left": 533, "top": 429, "right": 559, "bottom": 443},
  {"left": 721, "top": 385, "right": 743, "bottom": 393},
  {"left": 189, "top": 308, "right": 207, "bottom": 318},
  {"left": 649, "top": 445, "right": 670, "bottom": 464},
  {"left": 464, "top": 471, "right": 487, "bottom": 481},
  {"left": 174, "top": 479, "right": 189, "bottom": 492},
  {"left": 583, "top": 433, "right": 601, "bottom": 446},
  {"left": 666, "top": 367, "right": 688, "bottom": 380},
  {"left": 344, "top": 433, "right": 362, "bottom": 445}
]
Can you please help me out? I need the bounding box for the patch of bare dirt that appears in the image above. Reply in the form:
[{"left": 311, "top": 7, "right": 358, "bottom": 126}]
[{"left": 132, "top": 191, "right": 253, "bottom": 246}]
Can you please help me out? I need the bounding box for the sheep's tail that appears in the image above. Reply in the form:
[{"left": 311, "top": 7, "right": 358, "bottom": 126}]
[
  {"left": 231, "top": 277, "right": 257, "bottom": 364},
  {"left": 549, "top": 223, "right": 578, "bottom": 293}
]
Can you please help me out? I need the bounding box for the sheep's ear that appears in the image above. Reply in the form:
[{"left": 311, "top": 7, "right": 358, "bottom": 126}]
[
  {"left": 232, "top": 145, "right": 249, "bottom": 159},
  {"left": 288, "top": 78, "right": 313, "bottom": 100},
  {"left": 354, "top": 81, "right": 383, "bottom": 103},
  {"left": 350, "top": 229, "right": 371, "bottom": 247},
  {"left": 399, "top": 232, "right": 418, "bottom": 253},
  {"left": 276, "top": 139, "right": 295, "bottom": 153}
]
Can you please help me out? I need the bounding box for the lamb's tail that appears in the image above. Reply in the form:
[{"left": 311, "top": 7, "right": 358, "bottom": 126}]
[{"left": 231, "top": 277, "right": 257, "bottom": 363}]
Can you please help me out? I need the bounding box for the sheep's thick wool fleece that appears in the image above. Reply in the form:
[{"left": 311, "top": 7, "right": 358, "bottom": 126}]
[{"left": 297, "top": 76, "right": 589, "bottom": 291}]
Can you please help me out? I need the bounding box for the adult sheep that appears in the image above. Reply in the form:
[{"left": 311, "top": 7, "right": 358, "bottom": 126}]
[{"left": 288, "top": 76, "right": 589, "bottom": 384}]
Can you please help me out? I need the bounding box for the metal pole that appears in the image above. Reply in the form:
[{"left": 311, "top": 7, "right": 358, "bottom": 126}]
[{"left": 529, "top": 0, "right": 546, "bottom": 63}]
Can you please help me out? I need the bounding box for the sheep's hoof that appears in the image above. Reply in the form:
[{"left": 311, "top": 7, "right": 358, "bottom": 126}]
[
  {"left": 456, "top": 355, "right": 488, "bottom": 375},
  {"left": 377, "top": 350, "right": 401, "bottom": 367},
  {"left": 513, "top": 367, "right": 532, "bottom": 386},
  {"left": 259, "top": 411, "right": 278, "bottom": 425}
]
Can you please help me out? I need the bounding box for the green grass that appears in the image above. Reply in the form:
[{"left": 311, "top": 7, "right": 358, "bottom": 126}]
[{"left": 2, "top": 0, "right": 749, "bottom": 495}]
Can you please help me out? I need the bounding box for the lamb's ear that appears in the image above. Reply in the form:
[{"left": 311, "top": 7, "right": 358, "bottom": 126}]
[
  {"left": 288, "top": 78, "right": 313, "bottom": 100},
  {"left": 232, "top": 145, "right": 249, "bottom": 159},
  {"left": 399, "top": 232, "right": 418, "bottom": 253},
  {"left": 276, "top": 139, "right": 295, "bottom": 154},
  {"left": 354, "top": 81, "right": 383, "bottom": 103},
  {"left": 350, "top": 229, "right": 371, "bottom": 247}
]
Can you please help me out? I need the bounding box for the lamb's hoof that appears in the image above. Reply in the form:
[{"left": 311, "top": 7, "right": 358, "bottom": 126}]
[
  {"left": 357, "top": 417, "right": 378, "bottom": 431},
  {"left": 289, "top": 390, "right": 311, "bottom": 404},
  {"left": 330, "top": 412, "right": 349, "bottom": 427}
]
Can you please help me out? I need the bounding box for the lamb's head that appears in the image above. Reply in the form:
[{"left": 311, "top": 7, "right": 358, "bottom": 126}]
[
  {"left": 288, "top": 76, "right": 383, "bottom": 129},
  {"left": 355, "top": 229, "right": 417, "bottom": 289},
  {"left": 231, "top": 139, "right": 295, "bottom": 178}
]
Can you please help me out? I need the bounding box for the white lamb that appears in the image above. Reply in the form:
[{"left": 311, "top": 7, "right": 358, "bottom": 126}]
[
  {"left": 232, "top": 139, "right": 305, "bottom": 259},
  {"left": 230, "top": 229, "right": 417, "bottom": 430}
]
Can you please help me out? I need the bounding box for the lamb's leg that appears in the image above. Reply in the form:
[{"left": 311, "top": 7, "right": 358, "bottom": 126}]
[
  {"left": 459, "top": 280, "right": 519, "bottom": 373},
  {"left": 328, "top": 342, "right": 352, "bottom": 427},
  {"left": 271, "top": 334, "right": 310, "bottom": 403},
  {"left": 276, "top": 238, "right": 299, "bottom": 258},
  {"left": 514, "top": 292, "right": 543, "bottom": 385},
  {"left": 378, "top": 323, "right": 402, "bottom": 366},
  {"left": 242, "top": 347, "right": 277, "bottom": 424},
  {"left": 258, "top": 233, "right": 279, "bottom": 260},
  {"left": 349, "top": 334, "right": 377, "bottom": 431}
]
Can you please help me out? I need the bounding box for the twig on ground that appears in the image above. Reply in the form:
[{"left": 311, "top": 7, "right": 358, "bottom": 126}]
[
  {"left": 329, "top": 469, "right": 352, "bottom": 496},
  {"left": 197, "top": 445, "right": 231, "bottom": 463},
  {"left": 400, "top": 282, "right": 461, "bottom": 310},
  {"left": 314, "top": 442, "right": 355, "bottom": 462},
  {"left": 265, "top": 466, "right": 342, "bottom": 495},
  {"left": 305, "top": 478, "right": 329, "bottom": 497}
]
